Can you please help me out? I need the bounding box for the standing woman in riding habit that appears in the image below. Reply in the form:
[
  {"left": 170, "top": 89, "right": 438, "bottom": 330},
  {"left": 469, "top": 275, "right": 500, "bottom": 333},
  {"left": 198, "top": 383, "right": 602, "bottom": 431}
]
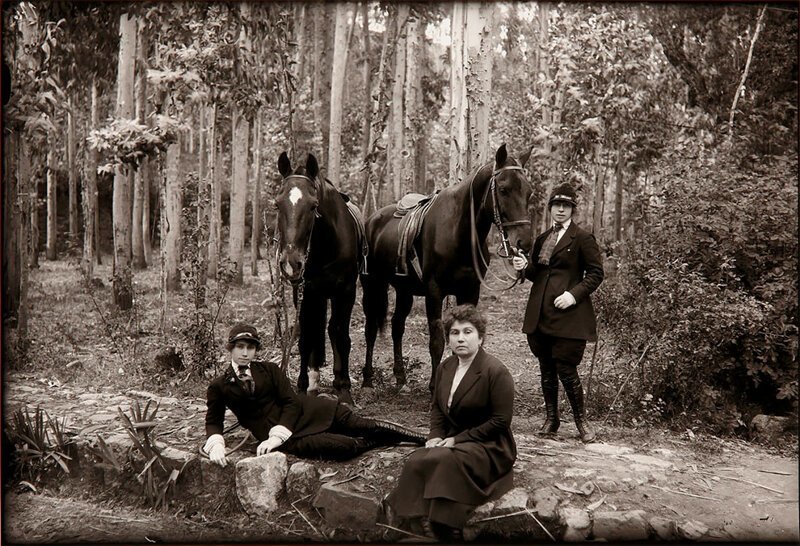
[
  {"left": 512, "top": 183, "right": 603, "bottom": 442},
  {"left": 385, "top": 304, "right": 516, "bottom": 541}
]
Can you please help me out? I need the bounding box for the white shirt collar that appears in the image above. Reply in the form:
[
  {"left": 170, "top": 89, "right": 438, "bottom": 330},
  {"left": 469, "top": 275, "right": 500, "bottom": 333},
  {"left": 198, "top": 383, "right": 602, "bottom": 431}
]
[
  {"left": 231, "top": 361, "right": 251, "bottom": 375},
  {"left": 555, "top": 219, "right": 572, "bottom": 231}
]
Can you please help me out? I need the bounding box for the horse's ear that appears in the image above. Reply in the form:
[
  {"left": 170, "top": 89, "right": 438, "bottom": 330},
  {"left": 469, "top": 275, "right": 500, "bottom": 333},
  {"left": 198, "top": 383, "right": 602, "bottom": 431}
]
[
  {"left": 495, "top": 143, "right": 508, "bottom": 167},
  {"left": 306, "top": 153, "right": 320, "bottom": 179},
  {"left": 278, "top": 152, "right": 291, "bottom": 178},
  {"left": 519, "top": 145, "right": 534, "bottom": 168}
]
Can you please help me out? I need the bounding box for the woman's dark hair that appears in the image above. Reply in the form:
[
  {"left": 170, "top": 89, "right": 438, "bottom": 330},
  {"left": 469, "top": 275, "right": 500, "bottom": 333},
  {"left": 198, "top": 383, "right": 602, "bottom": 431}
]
[{"left": 442, "top": 304, "right": 487, "bottom": 338}]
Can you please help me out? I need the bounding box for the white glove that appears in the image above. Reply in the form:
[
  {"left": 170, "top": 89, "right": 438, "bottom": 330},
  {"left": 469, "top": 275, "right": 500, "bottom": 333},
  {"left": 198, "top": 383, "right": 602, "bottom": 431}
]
[
  {"left": 204, "top": 434, "right": 227, "bottom": 467},
  {"left": 511, "top": 254, "right": 528, "bottom": 271},
  {"left": 554, "top": 291, "right": 576, "bottom": 309},
  {"left": 257, "top": 436, "right": 283, "bottom": 456},
  {"left": 425, "top": 437, "right": 443, "bottom": 448}
]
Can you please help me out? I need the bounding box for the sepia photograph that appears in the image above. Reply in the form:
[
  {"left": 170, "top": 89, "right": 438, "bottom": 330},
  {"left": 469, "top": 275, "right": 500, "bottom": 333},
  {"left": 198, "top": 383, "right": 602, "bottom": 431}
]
[{"left": 2, "top": 1, "right": 797, "bottom": 543}]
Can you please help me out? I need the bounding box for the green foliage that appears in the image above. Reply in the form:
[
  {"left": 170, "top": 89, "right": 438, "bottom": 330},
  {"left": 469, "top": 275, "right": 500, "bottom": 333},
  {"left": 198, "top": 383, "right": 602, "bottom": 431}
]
[
  {"left": 597, "top": 148, "right": 798, "bottom": 433},
  {"left": 88, "top": 116, "right": 181, "bottom": 174},
  {"left": 116, "top": 400, "right": 188, "bottom": 510},
  {"left": 7, "top": 407, "right": 74, "bottom": 483}
]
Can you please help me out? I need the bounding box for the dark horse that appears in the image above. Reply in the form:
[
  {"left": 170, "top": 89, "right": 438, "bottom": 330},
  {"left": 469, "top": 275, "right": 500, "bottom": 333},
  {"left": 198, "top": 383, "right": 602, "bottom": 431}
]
[
  {"left": 362, "top": 144, "right": 534, "bottom": 392},
  {"left": 275, "top": 152, "right": 364, "bottom": 405}
]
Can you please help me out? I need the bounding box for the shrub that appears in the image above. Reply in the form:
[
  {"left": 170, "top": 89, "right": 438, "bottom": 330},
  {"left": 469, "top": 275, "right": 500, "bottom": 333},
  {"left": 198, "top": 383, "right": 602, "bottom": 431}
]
[{"left": 596, "top": 148, "right": 797, "bottom": 434}]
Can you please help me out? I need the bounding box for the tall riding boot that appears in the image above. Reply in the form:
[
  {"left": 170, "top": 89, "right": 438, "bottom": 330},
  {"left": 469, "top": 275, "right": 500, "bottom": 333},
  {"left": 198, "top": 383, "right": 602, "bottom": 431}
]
[
  {"left": 538, "top": 366, "right": 560, "bottom": 435},
  {"left": 561, "top": 369, "right": 595, "bottom": 443},
  {"left": 371, "top": 420, "right": 426, "bottom": 446}
]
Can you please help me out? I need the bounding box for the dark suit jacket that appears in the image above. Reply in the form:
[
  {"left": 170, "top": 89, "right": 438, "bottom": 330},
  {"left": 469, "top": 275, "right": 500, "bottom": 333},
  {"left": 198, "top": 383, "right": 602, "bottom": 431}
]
[
  {"left": 430, "top": 348, "right": 517, "bottom": 480},
  {"left": 205, "top": 361, "right": 337, "bottom": 442},
  {"left": 521, "top": 221, "right": 604, "bottom": 340}
]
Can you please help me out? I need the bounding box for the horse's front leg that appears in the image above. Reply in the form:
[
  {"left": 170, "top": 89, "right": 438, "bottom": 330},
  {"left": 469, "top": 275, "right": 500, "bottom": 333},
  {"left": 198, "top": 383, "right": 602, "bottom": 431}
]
[
  {"left": 328, "top": 286, "right": 355, "bottom": 406},
  {"left": 425, "top": 290, "right": 445, "bottom": 393},
  {"left": 298, "top": 295, "right": 326, "bottom": 395},
  {"left": 391, "top": 289, "right": 414, "bottom": 389}
]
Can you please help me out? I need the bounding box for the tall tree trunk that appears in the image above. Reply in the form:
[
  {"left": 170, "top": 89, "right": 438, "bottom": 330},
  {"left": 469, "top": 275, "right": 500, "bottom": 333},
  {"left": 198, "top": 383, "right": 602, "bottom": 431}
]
[
  {"left": 537, "top": 2, "right": 554, "bottom": 232},
  {"left": 30, "top": 161, "right": 40, "bottom": 269},
  {"left": 359, "top": 1, "right": 372, "bottom": 208},
  {"left": 112, "top": 12, "right": 137, "bottom": 309},
  {"left": 132, "top": 18, "right": 148, "bottom": 269},
  {"left": 45, "top": 125, "right": 57, "bottom": 261},
  {"left": 17, "top": 140, "right": 31, "bottom": 336},
  {"left": 295, "top": 4, "right": 307, "bottom": 85},
  {"left": 4, "top": 127, "right": 20, "bottom": 320},
  {"left": 250, "top": 109, "right": 262, "bottom": 276},
  {"left": 82, "top": 79, "right": 99, "bottom": 280},
  {"left": 328, "top": 3, "right": 351, "bottom": 185},
  {"left": 197, "top": 103, "right": 208, "bottom": 290},
  {"left": 389, "top": 4, "right": 409, "bottom": 200},
  {"left": 229, "top": 107, "right": 250, "bottom": 285},
  {"left": 466, "top": 3, "right": 494, "bottom": 170},
  {"left": 402, "top": 16, "right": 420, "bottom": 194},
  {"left": 613, "top": 147, "right": 624, "bottom": 241},
  {"left": 313, "top": 4, "right": 334, "bottom": 167},
  {"left": 449, "top": 1, "right": 467, "bottom": 186},
  {"left": 164, "top": 130, "right": 182, "bottom": 291},
  {"left": 593, "top": 145, "right": 606, "bottom": 236},
  {"left": 67, "top": 96, "right": 78, "bottom": 249},
  {"left": 206, "top": 103, "right": 219, "bottom": 279}
]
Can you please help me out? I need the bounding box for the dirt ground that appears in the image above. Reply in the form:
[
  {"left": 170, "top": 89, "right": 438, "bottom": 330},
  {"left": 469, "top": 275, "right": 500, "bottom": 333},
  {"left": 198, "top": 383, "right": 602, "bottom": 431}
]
[{"left": 3, "top": 259, "right": 798, "bottom": 543}]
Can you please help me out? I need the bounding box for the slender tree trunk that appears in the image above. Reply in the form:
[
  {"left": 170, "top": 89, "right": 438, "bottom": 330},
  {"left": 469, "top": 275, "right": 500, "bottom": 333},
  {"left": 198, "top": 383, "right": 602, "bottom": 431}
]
[
  {"left": 3, "top": 128, "right": 20, "bottom": 320},
  {"left": 207, "top": 103, "right": 219, "bottom": 279},
  {"left": 613, "top": 147, "right": 624, "bottom": 241},
  {"left": 112, "top": 12, "right": 137, "bottom": 309},
  {"left": 82, "top": 79, "right": 99, "bottom": 280},
  {"left": 402, "top": 16, "right": 420, "bottom": 194},
  {"left": 197, "top": 102, "right": 208, "bottom": 289},
  {"left": 45, "top": 125, "right": 58, "bottom": 261},
  {"left": 311, "top": 4, "right": 322, "bottom": 108},
  {"left": 132, "top": 18, "right": 148, "bottom": 269},
  {"left": 537, "top": 2, "right": 554, "bottom": 232},
  {"left": 295, "top": 4, "right": 307, "bottom": 85},
  {"left": 466, "top": 3, "right": 494, "bottom": 169},
  {"left": 359, "top": 1, "right": 372, "bottom": 207},
  {"left": 17, "top": 140, "right": 31, "bottom": 336},
  {"left": 67, "top": 96, "right": 78, "bottom": 249},
  {"left": 728, "top": 5, "right": 767, "bottom": 143},
  {"left": 250, "top": 109, "right": 262, "bottom": 276},
  {"left": 593, "top": 147, "right": 606, "bottom": 236},
  {"left": 229, "top": 107, "right": 250, "bottom": 285},
  {"left": 328, "top": 3, "right": 351, "bottom": 185},
  {"left": 389, "top": 4, "right": 409, "bottom": 200},
  {"left": 164, "top": 130, "right": 182, "bottom": 291},
  {"left": 30, "top": 159, "right": 40, "bottom": 269},
  {"left": 449, "top": 1, "right": 467, "bottom": 186},
  {"left": 314, "top": 4, "right": 334, "bottom": 167}
]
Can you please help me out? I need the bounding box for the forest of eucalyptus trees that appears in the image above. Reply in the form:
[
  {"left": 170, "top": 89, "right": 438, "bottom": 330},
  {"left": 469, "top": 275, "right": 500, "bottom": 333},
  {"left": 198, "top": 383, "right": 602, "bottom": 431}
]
[{"left": 3, "top": 2, "right": 797, "bottom": 428}]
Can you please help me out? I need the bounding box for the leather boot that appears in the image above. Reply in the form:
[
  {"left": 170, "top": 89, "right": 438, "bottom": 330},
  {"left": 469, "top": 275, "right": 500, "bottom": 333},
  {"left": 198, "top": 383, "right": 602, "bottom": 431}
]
[
  {"left": 538, "top": 366, "right": 560, "bottom": 435},
  {"left": 562, "top": 371, "right": 595, "bottom": 443},
  {"left": 371, "top": 420, "right": 426, "bottom": 446},
  {"left": 430, "top": 521, "right": 464, "bottom": 543}
]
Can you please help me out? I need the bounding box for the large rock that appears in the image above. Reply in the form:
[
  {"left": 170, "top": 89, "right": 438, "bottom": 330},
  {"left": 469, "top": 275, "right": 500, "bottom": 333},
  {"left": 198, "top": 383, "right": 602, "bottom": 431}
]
[
  {"left": 313, "top": 482, "right": 381, "bottom": 530},
  {"left": 560, "top": 507, "right": 591, "bottom": 542},
  {"left": 677, "top": 519, "right": 709, "bottom": 540},
  {"left": 592, "top": 510, "right": 649, "bottom": 541},
  {"left": 464, "top": 487, "right": 533, "bottom": 541},
  {"left": 286, "top": 462, "right": 320, "bottom": 500},
  {"left": 235, "top": 453, "right": 288, "bottom": 515},
  {"left": 532, "top": 486, "right": 562, "bottom": 522},
  {"left": 649, "top": 516, "right": 677, "bottom": 540},
  {"left": 750, "top": 415, "right": 797, "bottom": 441}
]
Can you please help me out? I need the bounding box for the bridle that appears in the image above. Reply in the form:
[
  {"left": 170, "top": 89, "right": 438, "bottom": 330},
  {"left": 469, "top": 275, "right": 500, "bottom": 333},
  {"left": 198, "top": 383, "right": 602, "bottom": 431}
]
[
  {"left": 274, "top": 174, "right": 321, "bottom": 307},
  {"left": 469, "top": 164, "right": 532, "bottom": 290}
]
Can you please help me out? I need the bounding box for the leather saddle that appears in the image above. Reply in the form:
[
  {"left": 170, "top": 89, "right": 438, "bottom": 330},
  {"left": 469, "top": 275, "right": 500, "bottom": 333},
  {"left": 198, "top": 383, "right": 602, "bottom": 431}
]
[{"left": 394, "top": 191, "right": 439, "bottom": 278}]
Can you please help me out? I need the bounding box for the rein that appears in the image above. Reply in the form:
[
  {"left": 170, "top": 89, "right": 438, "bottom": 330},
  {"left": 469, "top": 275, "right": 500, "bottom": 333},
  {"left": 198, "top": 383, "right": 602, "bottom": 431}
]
[{"left": 469, "top": 164, "right": 530, "bottom": 291}]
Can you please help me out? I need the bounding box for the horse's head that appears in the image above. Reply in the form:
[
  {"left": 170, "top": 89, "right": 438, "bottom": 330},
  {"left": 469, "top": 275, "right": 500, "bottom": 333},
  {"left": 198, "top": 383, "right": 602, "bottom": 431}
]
[
  {"left": 275, "top": 151, "right": 325, "bottom": 284},
  {"left": 491, "top": 143, "right": 534, "bottom": 255}
]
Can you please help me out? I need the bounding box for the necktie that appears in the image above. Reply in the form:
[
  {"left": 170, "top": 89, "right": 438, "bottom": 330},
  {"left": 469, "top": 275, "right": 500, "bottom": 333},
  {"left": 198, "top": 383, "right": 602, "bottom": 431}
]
[
  {"left": 238, "top": 365, "right": 254, "bottom": 394},
  {"left": 537, "top": 222, "right": 564, "bottom": 265}
]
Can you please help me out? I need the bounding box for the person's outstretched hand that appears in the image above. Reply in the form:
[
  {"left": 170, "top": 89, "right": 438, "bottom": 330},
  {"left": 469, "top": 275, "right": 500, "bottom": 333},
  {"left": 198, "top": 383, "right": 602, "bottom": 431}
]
[
  {"left": 208, "top": 443, "right": 227, "bottom": 467},
  {"left": 257, "top": 436, "right": 283, "bottom": 456}
]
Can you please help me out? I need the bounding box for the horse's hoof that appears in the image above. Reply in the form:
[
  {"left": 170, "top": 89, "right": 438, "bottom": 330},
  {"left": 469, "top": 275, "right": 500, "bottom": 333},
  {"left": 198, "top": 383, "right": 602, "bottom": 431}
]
[{"left": 336, "top": 389, "right": 355, "bottom": 407}]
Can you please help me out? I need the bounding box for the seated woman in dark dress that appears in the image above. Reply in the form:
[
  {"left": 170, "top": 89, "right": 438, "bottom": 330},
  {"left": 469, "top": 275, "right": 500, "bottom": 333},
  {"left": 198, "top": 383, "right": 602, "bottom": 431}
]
[{"left": 385, "top": 304, "right": 517, "bottom": 541}]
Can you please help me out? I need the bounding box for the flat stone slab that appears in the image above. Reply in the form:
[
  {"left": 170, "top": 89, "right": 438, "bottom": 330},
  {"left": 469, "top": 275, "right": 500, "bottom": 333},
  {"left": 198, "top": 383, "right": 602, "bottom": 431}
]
[
  {"left": 593, "top": 509, "right": 649, "bottom": 541},
  {"left": 584, "top": 443, "right": 633, "bottom": 456},
  {"left": 313, "top": 482, "right": 381, "bottom": 530},
  {"left": 235, "top": 453, "right": 288, "bottom": 516},
  {"left": 620, "top": 453, "right": 674, "bottom": 468}
]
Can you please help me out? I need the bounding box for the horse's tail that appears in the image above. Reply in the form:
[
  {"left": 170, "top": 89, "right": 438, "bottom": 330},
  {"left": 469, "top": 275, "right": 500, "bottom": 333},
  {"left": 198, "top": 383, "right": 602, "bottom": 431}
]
[{"left": 361, "top": 275, "right": 388, "bottom": 334}]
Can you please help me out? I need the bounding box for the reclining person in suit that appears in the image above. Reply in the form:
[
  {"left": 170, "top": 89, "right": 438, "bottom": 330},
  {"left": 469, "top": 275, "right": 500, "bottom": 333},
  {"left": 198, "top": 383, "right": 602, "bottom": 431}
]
[{"left": 204, "top": 323, "right": 425, "bottom": 466}]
